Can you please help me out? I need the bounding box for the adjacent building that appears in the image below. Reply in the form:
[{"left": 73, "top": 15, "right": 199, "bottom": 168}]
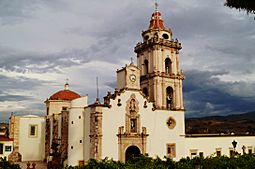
[
  {"left": 8, "top": 115, "right": 45, "bottom": 161},
  {"left": 0, "top": 125, "right": 13, "bottom": 160}
]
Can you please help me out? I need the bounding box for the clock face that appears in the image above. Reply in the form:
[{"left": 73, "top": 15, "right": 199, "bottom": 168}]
[{"left": 130, "top": 74, "right": 136, "bottom": 82}]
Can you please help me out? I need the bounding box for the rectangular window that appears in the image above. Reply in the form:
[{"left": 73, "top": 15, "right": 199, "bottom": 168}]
[
  {"left": 216, "top": 148, "right": 222, "bottom": 157},
  {"left": 130, "top": 119, "right": 137, "bottom": 133},
  {"left": 199, "top": 152, "right": 204, "bottom": 158},
  {"left": 62, "top": 107, "right": 67, "bottom": 111},
  {"left": 190, "top": 149, "right": 198, "bottom": 159},
  {"left": 5, "top": 146, "right": 12, "bottom": 152},
  {"left": 167, "top": 143, "right": 176, "bottom": 158},
  {"left": 216, "top": 150, "right": 221, "bottom": 157},
  {"left": 230, "top": 150, "right": 234, "bottom": 156},
  {"left": 191, "top": 152, "right": 197, "bottom": 158},
  {"left": 247, "top": 146, "right": 253, "bottom": 154},
  {"left": 0, "top": 143, "right": 3, "bottom": 154},
  {"left": 29, "top": 125, "right": 38, "bottom": 137}
]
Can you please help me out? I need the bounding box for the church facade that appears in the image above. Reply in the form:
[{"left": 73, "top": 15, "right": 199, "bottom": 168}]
[
  {"left": 66, "top": 9, "right": 186, "bottom": 166},
  {"left": 4, "top": 8, "right": 255, "bottom": 167},
  {"left": 64, "top": 9, "right": 255, "bottom": 166}
]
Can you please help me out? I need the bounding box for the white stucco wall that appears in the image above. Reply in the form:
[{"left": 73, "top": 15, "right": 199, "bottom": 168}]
[
  {"left": 18, "top": 115, "right": 45, "bottom": 161},
  {"left": 101, "top": 90, "right": 186, "bottom": 161},
  {"left": 68, "top": 97, "right": 88, "bottom": 166},
  {"left": 185, "top": 136, "right": 255, "bottom": 158},
  {"left": 47, "top": 101, "right": 71, "bottom": 116},
  {"left": 83, "top": 106, "right": 91, "bottom": 162}
]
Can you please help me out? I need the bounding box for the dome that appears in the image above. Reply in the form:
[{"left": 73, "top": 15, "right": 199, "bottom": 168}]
[
  {"left": 49, "top": 83, "right": 81, "bottom": 101},
  {"left": 148, "top": 11, "right": 166, "bottom": 30}
]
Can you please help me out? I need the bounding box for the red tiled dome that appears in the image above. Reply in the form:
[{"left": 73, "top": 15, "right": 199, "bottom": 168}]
[
  {"left": 149, "top": 11, "right": 166, "bottom": 30},
  {"left": 49, "top": 83, "right": 81, "bottom": 101}
]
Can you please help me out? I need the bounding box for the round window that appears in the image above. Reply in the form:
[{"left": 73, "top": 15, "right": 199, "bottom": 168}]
[
  {"left": 144, "top": 35, "right": 149, "bottom": 40},
  {"left": 166, "top": 117, "right": 176, "bottom": 129},
  {"left": 162, "top": 33, "right": 169, "bottom": 40}
]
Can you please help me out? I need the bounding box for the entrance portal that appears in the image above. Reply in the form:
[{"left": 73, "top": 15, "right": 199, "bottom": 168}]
[{"left": 125, "top": 146, "right": 141, "bottom": 162}]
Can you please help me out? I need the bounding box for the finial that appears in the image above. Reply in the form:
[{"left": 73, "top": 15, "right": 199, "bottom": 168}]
[
  {"left": 131, "top": 57, "right": 134, "bottom": 64},
  {"left": 64, "top": 78, "right": 69, "bottom": 90},
  {"left": 95, "top": 77, "right": 100, "bottom": 104},
  {"left": 154, "top": 0, "right": 159, "bottom": 11}
]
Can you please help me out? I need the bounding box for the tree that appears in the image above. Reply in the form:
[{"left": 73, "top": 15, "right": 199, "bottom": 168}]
[
  {"left": 64, "top": 154, "right": 255, "bottom": 169},
  {"left": 225, "top": 0, "right": 255, "bottom": 14},
  {"left": 0, "top": 157, "right": 20, "bottom": 169}
]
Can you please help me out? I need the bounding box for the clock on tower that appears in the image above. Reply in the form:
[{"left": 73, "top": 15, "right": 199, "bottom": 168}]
[{"left": 116, "top": 63, "right": 140, "bottom": 91}]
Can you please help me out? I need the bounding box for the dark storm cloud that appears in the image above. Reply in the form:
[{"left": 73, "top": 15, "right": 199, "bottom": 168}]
[
  {"left": 0, "top": 75, "right": 46, "bottom": 102},
  {"left": 0, "top": 0, "right": 255, "bottom": 121},
  {"left": 0, "top": 75, "right": 41, "bottom": 90},
  {"left": 161, "top": 0, "right": 255, "bottom": 76},
  {"left": 0, "top": 93, "right": 31, "bottom": 102},
  {"left": 0, "top": 46, "right": 88, "bottom": 73},
  {"left": 184, "top": 70, "right": 255, "bottom": 117}
]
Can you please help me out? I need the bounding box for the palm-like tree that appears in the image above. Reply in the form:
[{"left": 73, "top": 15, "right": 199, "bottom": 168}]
[{"left": 225, "top": 0, "right": 255, "bottom": 14}]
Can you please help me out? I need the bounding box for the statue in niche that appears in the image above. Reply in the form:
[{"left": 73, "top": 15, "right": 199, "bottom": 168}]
[
  {"left": 126, "top": 94, "right": 139, "bottom": 115},
  {"left": 129, "top": 99, "right": 136, "bottom": 112},
  {"left": 167, "top": 94, "right": 173, "bottom": 110}
]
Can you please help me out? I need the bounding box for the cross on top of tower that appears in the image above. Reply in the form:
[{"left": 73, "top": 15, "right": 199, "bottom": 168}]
[
  {"left": 130, "top": 57, "right": 134, "bottom": 64},
  {"left": 64, "top": 78, "right": 69, "bottom": 90},
  {"left": 155, "top": 0, "right": 159, "bottom": 11}
]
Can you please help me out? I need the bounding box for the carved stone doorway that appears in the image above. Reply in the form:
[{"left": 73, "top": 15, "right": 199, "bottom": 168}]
[{"left": 125, "top": 146, "right": 141, "bottom": 162}]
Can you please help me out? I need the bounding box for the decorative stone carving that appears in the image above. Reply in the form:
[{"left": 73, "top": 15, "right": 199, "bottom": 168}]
[
  {"left": 166, "top": 117, "right": 176, "bottom": 129},
  {"left": 89, "top": 107, "right": 103, "bottom": 160},
  {"left": 8, "top": 150, "right": 22, "bottom": 162},
  {"left": 117, "top": 94, "right": 148, "bottom": 162},
  {"left": 126, "top": 94, "right": 139, "bottom": 114}
]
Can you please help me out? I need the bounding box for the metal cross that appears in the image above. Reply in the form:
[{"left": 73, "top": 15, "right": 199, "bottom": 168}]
[
  {"left": 155, "top": 0, "right": 158, "bottom": 11},
  {"left": 131, "top": 57, "right": 134, "bottom": 64}
]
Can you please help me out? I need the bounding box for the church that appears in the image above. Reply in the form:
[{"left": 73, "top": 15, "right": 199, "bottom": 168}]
[{"left": 2, "top": 7, "right": 255, "bottom": 167}]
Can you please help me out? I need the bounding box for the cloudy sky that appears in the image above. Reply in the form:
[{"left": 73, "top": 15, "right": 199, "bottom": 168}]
[{"left": 0, "top": 0, "right": 254, "bottom": 122}]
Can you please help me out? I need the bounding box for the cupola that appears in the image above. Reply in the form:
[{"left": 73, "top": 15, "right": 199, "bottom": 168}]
[{"left": 49, "top": 83, "right": 81, "bottom": 101}]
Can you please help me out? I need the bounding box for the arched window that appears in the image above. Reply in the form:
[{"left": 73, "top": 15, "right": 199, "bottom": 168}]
[
  {"left": 166, "top": 86, "right": 173, "bottom": 110},
  {"left": 144, "top": 60, "right": 149, "bottom": 75},
  {"left": 143, "top": 88, "right": 148, "bottom": 97},
  {"left": 165, "top": 58, "right": 172, "bottom": 75}
]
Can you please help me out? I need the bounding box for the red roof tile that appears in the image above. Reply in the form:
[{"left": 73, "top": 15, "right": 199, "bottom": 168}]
[
  {"left": 50, "top": 90, "right": 81, "bottom": 101},
  {"left": 0, "top": 136, "right": 13, "bottom": 141},
  {"left": 148, "top": 11, "right": 166, "bottom": 30}
]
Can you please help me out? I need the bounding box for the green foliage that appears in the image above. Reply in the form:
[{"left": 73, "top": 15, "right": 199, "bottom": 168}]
[
  {"left": 225, "top": 0, "right": 255, "bottom": 14},
  {"left": 0, "top": 158, "right": 20, "bottom": 169},
  {"left": 64, "top": 154, "right": 255, "bottom": 169}
]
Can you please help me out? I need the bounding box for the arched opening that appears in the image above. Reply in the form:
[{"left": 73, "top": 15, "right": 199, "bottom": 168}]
[
  {"left": 144, "top": 35, "right": 149, "bottom": 41},
  {"left": 144, "top": 60, "right": 149, "bottom": 75},
  {"left": 125, "top": 146, "right": 141, "bottom": 162},
  {"left": 143, "top": 88, "right": 148, "bottom": 97},
  {"left": 166, "top": 86, "right": 174, "bottom": 110},
  {"left": 165, "top": 58, "right": 172, "bottom": 75},
  {"left": 162, "top": 33, "right": 169, "bottom": 40}
]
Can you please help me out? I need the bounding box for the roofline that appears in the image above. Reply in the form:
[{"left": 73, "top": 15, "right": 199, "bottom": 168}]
[{"left": 185, "top": 134, "right": 255, "bottom": 138}]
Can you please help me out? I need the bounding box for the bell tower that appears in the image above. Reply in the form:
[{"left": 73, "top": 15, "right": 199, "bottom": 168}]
[{"left": 134, "top": 9, "right": 184, "bottom": 110}]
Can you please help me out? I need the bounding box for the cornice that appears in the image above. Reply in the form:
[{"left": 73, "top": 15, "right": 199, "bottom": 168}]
[
  {"left": 135, "top": 38, "right": 182, "bottom": 53},
  {"left": 140, "top": 72, "right": 185, "bottom": 81}
]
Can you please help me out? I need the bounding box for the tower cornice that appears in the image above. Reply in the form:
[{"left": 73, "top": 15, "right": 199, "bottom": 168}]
[
  {"left": 134, "top": 38, "right": 181, "bottom": 53},
  {"left": 140, "top": 71, "right": 185, "bottom": 82}
]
